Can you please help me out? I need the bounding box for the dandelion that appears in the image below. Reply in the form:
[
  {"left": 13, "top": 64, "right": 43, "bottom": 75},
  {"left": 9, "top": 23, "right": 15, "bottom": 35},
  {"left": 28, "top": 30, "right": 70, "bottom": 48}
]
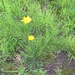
[
  {"left": 28, "top": 35, "right": 34, "bottom": 41},
  {"left": 21, "top": 16, "right": 31, "bottom": 24}
]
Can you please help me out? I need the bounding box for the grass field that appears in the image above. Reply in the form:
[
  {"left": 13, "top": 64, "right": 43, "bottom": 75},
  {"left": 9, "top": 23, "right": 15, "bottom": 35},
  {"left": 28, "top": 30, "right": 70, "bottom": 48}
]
[{"left": 0, "top": 0, "right": 75, "bottom": 75}]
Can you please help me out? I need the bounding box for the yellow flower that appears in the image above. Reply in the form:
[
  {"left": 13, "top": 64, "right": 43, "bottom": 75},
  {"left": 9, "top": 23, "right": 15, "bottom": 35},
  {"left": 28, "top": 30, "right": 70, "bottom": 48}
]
[
  {"left": 21, "top": 16, "right": 31, "bottom": 24},
  {"left": 28, "top": 35, "right": 34, "bottom": 41}
]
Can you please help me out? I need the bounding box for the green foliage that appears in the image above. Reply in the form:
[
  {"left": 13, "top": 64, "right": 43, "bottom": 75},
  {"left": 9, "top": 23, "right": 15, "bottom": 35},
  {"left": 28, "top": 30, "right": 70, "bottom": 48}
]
[
  {"left": 33, "top": 69, "right": 46, "bottom": 75},
  {"left": 0, "top": 0, "right": 75, "bottom": 74},
  {"left": 68, "top": 36, "right": 75, "bottom": 57}
]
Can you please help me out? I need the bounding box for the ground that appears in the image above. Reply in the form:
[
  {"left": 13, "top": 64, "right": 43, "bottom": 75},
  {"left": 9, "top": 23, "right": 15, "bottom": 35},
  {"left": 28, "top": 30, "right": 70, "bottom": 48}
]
[
  {"left": 45, "top": 51, "right": 75, "bottom": 75},
  {"left": 0, "top": 51, "right": 75, "bottom": 75}
]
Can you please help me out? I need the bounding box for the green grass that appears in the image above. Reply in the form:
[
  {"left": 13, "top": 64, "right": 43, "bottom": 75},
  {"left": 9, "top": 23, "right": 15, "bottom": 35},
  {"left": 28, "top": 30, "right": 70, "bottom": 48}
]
[{"left": 0, "top": 0, "right": 75, "bottom": 75}]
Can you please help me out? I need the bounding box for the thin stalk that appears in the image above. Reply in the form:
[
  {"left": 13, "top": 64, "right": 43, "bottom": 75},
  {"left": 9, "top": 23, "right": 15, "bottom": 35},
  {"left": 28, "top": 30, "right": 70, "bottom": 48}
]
[{"left": 2, "top": 0, "right": 6, "bottom": 12}]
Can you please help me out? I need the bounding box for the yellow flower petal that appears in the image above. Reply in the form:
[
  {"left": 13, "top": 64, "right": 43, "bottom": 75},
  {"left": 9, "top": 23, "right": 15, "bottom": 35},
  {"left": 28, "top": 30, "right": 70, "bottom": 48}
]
[
  {"left": 21, "top": 16, "right": 31, "bottom": 24},
  {"left": 28, "top": 35, "right": 34, "bottom": 41}
]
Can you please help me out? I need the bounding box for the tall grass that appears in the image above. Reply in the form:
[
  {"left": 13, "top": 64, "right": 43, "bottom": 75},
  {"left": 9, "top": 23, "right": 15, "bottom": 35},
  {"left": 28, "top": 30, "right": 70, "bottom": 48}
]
[{"left": 0, "top": 0, "right": 75, "bottom": 74}]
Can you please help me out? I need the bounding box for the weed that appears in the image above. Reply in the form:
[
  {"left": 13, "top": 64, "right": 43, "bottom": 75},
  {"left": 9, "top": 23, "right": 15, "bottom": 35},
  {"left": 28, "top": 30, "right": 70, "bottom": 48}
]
[{"left": 0, "top": 0, "right": 75, "bottom": 74}]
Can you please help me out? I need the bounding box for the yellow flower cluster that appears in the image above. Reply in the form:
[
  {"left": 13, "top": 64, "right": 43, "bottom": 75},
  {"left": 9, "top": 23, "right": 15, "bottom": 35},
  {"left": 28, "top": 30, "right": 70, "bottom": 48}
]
[
  {"left": 21, "top": 16, "right": 34, "bottom": 41},
  {"left": 28, "top": 35, "right": 34, "bottom": 41},
  {"left": 21, "top": 16, "right": 31, "bottom": 24}
]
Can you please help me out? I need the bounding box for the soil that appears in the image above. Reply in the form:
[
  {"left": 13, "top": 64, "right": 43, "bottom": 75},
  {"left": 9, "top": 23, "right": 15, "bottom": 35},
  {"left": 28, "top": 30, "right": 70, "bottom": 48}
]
[
  {"left": 45, "top": 51, "right": 75, "bottom": 75},
  {"left": 0, "top": 51, "right": 75, "bottom": 75}
]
